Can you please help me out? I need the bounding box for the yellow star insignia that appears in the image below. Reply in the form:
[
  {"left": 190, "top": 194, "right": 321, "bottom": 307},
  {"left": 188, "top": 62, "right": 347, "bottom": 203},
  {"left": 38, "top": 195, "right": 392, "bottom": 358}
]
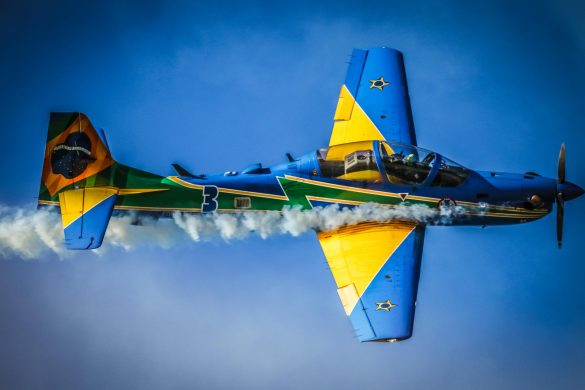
[
  {"left": 375, "top": 299, "right": 398, "bottom": 312},
  {"left": 369, "top": 77, "right": 390, "bottom": 90}
]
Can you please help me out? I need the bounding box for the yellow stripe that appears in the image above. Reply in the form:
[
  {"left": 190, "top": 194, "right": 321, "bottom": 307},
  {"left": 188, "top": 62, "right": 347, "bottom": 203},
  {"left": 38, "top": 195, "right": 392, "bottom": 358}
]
[
  {"left": 167, "top": 176, "right": 205, "bottom": 189},
  {"left": 464, "top": 211, "right": 543, "bottom": 219},
  {"left": 118, "top": 188, "right": 168, "bottom": 195},
  {"left": 218, "top": 188, "right": 287, "bottom": 200},
  {"left": 306, "top": 196, "right": 544, "bottom": 219},
  {"left": 286, "top": 174, "right": 438, "bottom": 203},
  {"left": 306, "top": 196, "right": 365, "bottom": 206},
  {"left": 168, "top": 176, "right": 288, "bottom": 200},
  {"left": 114, "top": 205, "right": 202, "bottom": 213},
  {"left": 285, "top": 175, "right": 549, "bottom": 215},
  {"left": 285, "top": 175, "right": 404, "bottom": 199},
  {"left": 38, "top": 200, "right": 60, "bottom": 206},
  {"left": 456, "top": 200, "right": 548, "bottom": 214},
  {"left": 216, "top": 209, "right": 281, "bottom": 213}
]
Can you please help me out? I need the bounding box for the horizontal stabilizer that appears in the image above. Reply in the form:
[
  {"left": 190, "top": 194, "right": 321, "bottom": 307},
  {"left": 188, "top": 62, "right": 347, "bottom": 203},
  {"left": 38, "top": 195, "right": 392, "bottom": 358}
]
[{"left": 59, "top": 187, "right": 117, "bottom": 250}]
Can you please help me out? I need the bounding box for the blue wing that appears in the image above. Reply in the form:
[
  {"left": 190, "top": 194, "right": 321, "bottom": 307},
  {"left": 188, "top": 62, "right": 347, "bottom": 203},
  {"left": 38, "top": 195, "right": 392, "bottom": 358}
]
[
  {"left": 329, "top": 47, "right": 417, "bottom": 146},
  {"left": 318, "top": 221, "right": 425, "bottom": 342}
]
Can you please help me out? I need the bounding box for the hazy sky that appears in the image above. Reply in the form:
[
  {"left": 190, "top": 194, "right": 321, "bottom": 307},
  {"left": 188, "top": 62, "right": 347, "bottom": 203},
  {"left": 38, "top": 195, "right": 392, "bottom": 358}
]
[{"left": 1, "top": 1, "right": 584, "bottom": 389}]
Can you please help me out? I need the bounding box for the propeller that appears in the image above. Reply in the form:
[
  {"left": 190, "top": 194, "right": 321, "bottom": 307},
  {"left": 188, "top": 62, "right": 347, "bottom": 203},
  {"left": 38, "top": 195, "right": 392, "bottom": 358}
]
[
  {"left": 553, "top": 143, "right": 584, "bottom": 248},
  {"left": 556, "top": 143, "right": 566, "bottom": 248},
  {"left": 558, "top": 143, "right": 566, "bottom": 185},
  {"left": 556, "top": 193, "right": 564, "bottom": 248}
]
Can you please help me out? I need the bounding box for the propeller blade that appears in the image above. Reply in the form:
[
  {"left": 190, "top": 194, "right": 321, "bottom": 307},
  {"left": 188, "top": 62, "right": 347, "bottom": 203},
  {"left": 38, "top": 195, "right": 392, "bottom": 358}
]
[
  {"left": 558, "top": 143, "right": 566, "bottom": 184},
  {"left": 556, "top": 193, "right": 564, "bottom": 248}
]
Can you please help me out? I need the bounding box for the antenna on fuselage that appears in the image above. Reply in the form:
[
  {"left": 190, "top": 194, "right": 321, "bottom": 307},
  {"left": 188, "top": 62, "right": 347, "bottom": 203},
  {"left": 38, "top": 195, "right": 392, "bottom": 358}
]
[{"left": 172, "top": 163, "right": 206, "bottom": 179}]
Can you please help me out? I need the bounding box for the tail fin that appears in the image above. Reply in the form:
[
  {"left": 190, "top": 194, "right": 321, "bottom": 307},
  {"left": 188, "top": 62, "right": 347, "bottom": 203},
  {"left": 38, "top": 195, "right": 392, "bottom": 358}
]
[{"left": 39, "top": 113, "right": 118, "bottom": 249}]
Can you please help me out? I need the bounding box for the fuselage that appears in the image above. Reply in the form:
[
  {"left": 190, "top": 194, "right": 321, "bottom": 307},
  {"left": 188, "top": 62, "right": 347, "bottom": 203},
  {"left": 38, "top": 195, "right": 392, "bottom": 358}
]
[{"left": 105, "top": 140, "right": 564, "bottom": 227}]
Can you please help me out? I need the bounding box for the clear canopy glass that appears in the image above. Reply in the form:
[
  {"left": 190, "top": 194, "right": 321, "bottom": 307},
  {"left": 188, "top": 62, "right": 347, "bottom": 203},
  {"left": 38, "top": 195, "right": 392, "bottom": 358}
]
[
  {"left": 379, "top": 142, "right": 436, "bottom": 185},
  {"left": 318, "top": 141, "right": 383, "bottom": 182},
  {"left": 317, "top": 141, "right": 469, "bottom": 187},
  {"left": 430, "top": 156, "right": 469, "bottom": 187}
]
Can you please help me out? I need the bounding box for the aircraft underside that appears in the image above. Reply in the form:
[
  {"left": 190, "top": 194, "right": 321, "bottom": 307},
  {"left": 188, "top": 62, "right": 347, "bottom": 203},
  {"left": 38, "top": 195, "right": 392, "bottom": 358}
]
[{"left": 36, "top": 47, "right": 582, "bottom": 342}]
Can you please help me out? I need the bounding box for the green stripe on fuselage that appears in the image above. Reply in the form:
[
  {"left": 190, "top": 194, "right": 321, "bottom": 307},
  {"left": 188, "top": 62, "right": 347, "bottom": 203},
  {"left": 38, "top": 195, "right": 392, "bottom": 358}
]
[{"left": 40, "top": 167, "right": 549, "bottom": 224}]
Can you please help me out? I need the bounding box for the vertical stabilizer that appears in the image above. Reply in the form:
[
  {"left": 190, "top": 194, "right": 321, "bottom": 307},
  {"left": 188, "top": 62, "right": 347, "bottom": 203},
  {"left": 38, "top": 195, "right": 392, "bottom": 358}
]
[{"left": 38, "top": 113, "right": 118, "bottom": 249}]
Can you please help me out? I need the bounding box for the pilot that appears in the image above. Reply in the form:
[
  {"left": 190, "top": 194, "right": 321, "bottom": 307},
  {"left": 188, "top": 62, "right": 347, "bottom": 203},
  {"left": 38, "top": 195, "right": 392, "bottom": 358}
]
[
  {"left": 405, "top": 153, "right": 419, "bottom": 164},
  {"left": 389, "top": 151, "right": 405, "bottom": 163}
]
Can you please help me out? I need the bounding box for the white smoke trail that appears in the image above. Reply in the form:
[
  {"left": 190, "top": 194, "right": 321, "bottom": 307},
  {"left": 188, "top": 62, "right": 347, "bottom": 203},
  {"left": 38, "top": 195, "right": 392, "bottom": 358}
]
[
  {"left": 0, "top": 203, "right": 459, "bottom": 260},
  {"left": 0, "top": 205, "right": 67, "bottom": 259}
]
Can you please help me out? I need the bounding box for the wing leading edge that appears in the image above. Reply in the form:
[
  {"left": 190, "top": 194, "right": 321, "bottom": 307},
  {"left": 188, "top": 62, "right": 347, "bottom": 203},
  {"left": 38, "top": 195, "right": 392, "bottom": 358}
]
[
  {"left": 317, "top": 222, "right": 425, "bottom": 342},
  {"left": 329, "top": 48, "right": 417, "bottom": 146}
]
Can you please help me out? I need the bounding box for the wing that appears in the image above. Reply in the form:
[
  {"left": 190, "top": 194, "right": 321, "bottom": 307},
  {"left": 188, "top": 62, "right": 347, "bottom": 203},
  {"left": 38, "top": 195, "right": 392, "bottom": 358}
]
[
  {"left": 317, "top": 221, "right": 425, "bottom": 342},
  {"left": 329, "top": 48, "right": 417, "bottom": 146}
]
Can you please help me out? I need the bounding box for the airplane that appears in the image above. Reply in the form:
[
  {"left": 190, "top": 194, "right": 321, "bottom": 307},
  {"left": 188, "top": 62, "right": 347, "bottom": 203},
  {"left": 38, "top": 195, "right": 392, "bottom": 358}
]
[{"left": 37, "top": 47, "right": 584, "bottom": 342}]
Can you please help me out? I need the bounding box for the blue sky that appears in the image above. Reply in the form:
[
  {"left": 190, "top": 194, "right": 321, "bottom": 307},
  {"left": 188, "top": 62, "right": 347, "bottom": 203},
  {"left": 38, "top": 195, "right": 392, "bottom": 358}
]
[{"left": 1, "top": 0, "right": 585, "bottom": 389}]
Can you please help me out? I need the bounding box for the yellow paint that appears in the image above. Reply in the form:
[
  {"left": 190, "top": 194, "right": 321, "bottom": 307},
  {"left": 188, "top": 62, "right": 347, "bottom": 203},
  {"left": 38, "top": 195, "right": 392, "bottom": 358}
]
[
  {"left": 337, "top": 284, "right": 360, "bottom": 315},
  {"left": 369, "top": 77, "right": 390, "bottom": 90},
  {"left": 325, "top": 141, "right": 375, "bottom": 161},
  {"left": 37, "top": 200, "right": 60, "bottom": 206},
  {"left": 118, "top": 188, "right": 168, "bottom": 196},
  {"left": 333, "top": 86, "right": 354, "bottom": 121},
  {"left": 337, "top": 170, "right": 382, "bottom": 182},
  {"left": 168, "top": 176, "right": 288, "bottom": 200},
  {"left": 380, "top": 141, "right": 395, "bottom": 155},
  {"left": 58, "top": 187, "right": 118, "bottom": 228},
  {"left": 305, "top": 196, "right": 365, "bottom": 206},
  {"left": 329, "top": 85, "right": 384, "bottom": 146},
  {"left": 114, "top": 205, "right": 202, "bottom": 212},
  {"left": 42, "top": 195, "right": 544, "bottom": 220},
  {"left": 284, "top": 174, "right": 546, "bottom": 216},
  {"left": 171, "top": 174, "right": 543, "bottom": 215},
  {"left": 167, "top": 176, "right": 204, "bottom": 189},
  {"left": 375, "top": 299, "right": 397, "bottom": 311},
  {"left": 284, "top": 175, "right": 404, "bottom": 200},
  {"left": 317, "top": 221, "right": 417, "bottom": 315},
  {"left": 42, "top": 114, "right": 114, "bottom": 196}
]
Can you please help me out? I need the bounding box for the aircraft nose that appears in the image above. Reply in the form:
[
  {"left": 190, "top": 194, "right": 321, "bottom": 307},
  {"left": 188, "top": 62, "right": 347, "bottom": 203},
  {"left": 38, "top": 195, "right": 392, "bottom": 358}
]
[{"left": 557, "top": 181, "right": 585, "bottom": 201}]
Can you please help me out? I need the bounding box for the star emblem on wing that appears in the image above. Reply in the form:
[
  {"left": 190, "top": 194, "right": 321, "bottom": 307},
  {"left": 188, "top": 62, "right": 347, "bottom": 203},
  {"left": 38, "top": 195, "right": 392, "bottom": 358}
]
[
  {"left": 369, "top": 77, "right": 390, "bottom": 90},
  {"left": 375, "top": 299, "right": 398, "bottom": 312}
]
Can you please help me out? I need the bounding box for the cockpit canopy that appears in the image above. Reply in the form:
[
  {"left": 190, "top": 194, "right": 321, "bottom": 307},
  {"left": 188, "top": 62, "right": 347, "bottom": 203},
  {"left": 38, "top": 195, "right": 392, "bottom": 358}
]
[{"left": 317, "top": 141, "right": 469, "bottom": 187}]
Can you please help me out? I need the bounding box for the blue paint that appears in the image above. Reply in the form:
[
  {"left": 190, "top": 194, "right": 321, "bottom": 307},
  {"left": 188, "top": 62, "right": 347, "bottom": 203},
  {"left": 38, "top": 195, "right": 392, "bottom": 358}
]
[
  {"left": 351, "top": 226, "right": 426, "bottom": 341},
  {"left": 64, "top": 195, "right": 117, "bottom": 250},
  {"left": 351, "top": 48, "right": 417, "bottom": 145},
  {"left": 2, "top": 1, "right": 585, "bottom": 387},
  {"left": 202, "top": 185, "right": 219, "bottom": 212}
]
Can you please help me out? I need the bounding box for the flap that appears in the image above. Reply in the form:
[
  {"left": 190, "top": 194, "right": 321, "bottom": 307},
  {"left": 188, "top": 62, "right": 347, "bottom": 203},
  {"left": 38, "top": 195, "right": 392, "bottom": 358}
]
[{"left": 318, "top": 221, "right": 425, "bottom": 342}]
